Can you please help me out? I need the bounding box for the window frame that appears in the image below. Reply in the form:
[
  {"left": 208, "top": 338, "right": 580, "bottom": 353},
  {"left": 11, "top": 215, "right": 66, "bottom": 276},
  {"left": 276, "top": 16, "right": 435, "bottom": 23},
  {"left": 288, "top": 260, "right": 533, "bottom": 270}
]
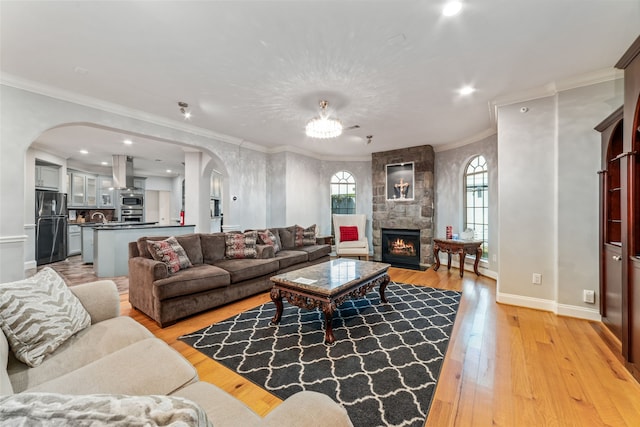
[{"left": 463, "top": 155, "right": 488, "bottom": 259}]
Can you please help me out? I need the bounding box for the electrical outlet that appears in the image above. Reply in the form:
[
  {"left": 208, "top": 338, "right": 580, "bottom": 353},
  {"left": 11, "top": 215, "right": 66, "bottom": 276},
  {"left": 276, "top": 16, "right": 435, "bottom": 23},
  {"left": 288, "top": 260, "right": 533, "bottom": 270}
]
[
  {"left": 583, "top": 290, "right": 595, "bottom": 304},
  {"left": 532, "top": 273, "right": 542, "bottom": 285}
]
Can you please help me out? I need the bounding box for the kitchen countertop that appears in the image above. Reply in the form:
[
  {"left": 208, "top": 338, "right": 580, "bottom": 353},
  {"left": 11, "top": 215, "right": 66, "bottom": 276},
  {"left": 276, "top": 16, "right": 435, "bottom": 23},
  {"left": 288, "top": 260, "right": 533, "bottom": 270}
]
[
  {"left": 77, "top": 221, "right": 158, "bottom": 227},
  {"left": 92, "top": 223, "right": 194, "bottom": 230}
]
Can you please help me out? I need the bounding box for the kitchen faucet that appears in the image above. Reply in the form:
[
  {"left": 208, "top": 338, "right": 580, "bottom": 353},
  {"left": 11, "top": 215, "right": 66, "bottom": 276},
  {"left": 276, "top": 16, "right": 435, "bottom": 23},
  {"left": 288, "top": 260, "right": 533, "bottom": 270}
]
[{"left": 91, "top": 212, "right": 107, "bottom": 223}]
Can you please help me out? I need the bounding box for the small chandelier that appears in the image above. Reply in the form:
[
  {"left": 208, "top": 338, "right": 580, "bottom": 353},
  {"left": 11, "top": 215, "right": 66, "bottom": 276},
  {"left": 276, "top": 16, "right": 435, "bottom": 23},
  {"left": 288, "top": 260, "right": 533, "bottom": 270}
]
[{"left": 305, "top": 100, "right": 343, "bottom": 139}]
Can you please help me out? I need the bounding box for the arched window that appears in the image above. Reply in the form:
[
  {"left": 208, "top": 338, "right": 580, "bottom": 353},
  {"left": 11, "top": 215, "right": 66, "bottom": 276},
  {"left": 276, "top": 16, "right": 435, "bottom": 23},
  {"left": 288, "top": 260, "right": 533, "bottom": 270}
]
[
  {"left": 464, "top": 155, "right": 488, "bottom": 259},
  {"left": 331, "top": 171, "right": 356, "bottom": 234}
]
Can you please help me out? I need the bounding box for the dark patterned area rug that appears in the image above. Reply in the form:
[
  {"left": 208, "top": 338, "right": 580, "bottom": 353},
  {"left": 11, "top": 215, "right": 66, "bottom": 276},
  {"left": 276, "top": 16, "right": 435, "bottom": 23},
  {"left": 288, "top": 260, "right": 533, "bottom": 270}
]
[{"left": 179, "top": 282, "right": 461, "bottom": 427}]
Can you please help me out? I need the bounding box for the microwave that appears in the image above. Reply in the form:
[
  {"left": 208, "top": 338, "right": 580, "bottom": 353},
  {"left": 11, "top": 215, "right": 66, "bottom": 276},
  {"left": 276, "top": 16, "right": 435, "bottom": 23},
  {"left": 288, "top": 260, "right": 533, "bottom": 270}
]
[{"left": 119, "top": 193, "right": 144, "bottom": 208}]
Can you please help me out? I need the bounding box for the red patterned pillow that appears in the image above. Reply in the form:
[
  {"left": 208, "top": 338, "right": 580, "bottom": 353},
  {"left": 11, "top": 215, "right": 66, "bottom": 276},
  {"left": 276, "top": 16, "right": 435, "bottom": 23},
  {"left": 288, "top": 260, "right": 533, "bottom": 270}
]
[
  {"left": 147, "top": 236, "right": 192, "bottom": 274},
  {"left": 258, "top": 229, "right": 280, "bottom": 253},
  {"left": 340, "top": 226, "right": 359, "bottom": 242},
  {"left": 225, "top": 231, "right": 258, "bottom": 259}
]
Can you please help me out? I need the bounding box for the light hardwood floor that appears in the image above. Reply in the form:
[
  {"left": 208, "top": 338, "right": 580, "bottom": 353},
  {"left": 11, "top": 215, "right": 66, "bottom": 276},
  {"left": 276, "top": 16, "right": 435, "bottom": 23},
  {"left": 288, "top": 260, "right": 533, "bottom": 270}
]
[{"left": 62, "top": 258, "right": 640, "bottom": 426}]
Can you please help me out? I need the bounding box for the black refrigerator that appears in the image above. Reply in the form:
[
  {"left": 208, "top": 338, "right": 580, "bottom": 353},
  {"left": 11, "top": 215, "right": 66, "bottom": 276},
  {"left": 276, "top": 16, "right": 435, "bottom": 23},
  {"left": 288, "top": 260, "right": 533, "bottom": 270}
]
[{"left": 35, "top": 190, "right": 67, "bottom": 265}]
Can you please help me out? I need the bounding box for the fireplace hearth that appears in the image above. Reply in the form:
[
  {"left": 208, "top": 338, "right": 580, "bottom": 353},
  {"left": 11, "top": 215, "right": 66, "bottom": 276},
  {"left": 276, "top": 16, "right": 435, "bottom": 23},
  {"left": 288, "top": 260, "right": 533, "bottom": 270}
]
[{"left": 382, "top": 228, "right": 421, "bottom": 270}]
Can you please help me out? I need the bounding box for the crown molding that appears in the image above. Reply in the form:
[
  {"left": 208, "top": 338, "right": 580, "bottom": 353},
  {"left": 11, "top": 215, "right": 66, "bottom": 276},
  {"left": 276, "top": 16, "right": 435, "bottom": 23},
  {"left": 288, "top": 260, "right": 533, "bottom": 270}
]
[
  {"left": 1, "top": 74, "right": 372, "bottom": 162},
  {"left": 0, "top": 73, "right": 246, "bottom": 147},
  {"left": 432, "top": 127, "right": 497, "bottom": 153},
  {"left": 267, "top": 144, "right": 371, "bottom": 162},
  {"left": 615, "top": 34, "right": 640, "bottom": 69},
  {"left": 488, "top": 67, "right": 623, "bottom": 122}
]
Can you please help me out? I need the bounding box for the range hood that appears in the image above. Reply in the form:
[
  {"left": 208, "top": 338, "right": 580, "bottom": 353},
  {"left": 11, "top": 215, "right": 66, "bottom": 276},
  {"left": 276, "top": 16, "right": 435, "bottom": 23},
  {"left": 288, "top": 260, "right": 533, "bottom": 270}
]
[{"left": 112, "top": 155, "right": 139, "bottom": 191}]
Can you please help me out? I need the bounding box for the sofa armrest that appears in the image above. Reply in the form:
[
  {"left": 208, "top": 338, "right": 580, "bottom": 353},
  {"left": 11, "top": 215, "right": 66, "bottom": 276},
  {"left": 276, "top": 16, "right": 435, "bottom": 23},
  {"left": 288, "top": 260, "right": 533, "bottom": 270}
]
[
  {"left": 128, "top": 257, "right": 169, "bottom": 320},
  {"left": 70, "top": 280, "right": 120, "bottom": 324},
  {"left": 262, "top": 391, "right": 353, "bottom": 427}
]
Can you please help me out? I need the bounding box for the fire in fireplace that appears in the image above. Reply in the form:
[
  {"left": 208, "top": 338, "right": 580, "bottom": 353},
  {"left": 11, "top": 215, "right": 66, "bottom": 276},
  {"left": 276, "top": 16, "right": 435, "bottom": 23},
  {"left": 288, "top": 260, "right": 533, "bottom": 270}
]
[{"left": 382, "top": 228, "right": 421, "bottom": 270}]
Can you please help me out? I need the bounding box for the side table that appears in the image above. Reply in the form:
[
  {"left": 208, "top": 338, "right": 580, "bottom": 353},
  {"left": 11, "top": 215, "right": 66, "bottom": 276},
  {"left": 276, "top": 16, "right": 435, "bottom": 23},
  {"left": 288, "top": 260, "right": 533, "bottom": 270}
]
[{"left": 433, "top": 238, "right": 483, "bottom": 277}]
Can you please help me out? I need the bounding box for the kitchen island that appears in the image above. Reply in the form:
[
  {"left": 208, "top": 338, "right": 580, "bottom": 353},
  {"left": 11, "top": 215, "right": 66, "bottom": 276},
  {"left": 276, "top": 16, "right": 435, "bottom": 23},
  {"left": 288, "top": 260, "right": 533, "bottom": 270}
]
[
  {"left": 79, "top": 222, "right": 158, "bottom": 264},
  {"left": 92, "top": 223, "right": 195, "bottom": 277}
]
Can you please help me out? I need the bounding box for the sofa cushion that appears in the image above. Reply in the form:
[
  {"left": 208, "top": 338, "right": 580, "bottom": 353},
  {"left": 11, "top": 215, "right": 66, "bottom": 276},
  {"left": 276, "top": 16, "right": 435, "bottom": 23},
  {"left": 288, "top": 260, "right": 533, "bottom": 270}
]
[
  {"left": 257, "top": 229, "right": 280, "bottom": 253},
  {"left": 213, "top": 258, "right": 279, "bottom": 284},
  {"left": 0, "top": 267, "right": 91, "bottom": 368},
  {"left": 1, "top": 332, "right": 12, "bottom": 394},
  {"left": 175, "top": 234, "right": 204, "bottom": 265},
  {"left": 7, "top": 316, "right": 153, "bottom": 393},
  {"left": 0, "top": 392, "right": 212, "bottom": 427},
  {"left": 25, "top": 338, "right": 197, "bottom": 396},
  {"left": 147, "top": 237, "right": 193, "bottom": 274},
  {"left": 153, "top": 264, "right": 231, "bottom": 301},
  {"left": 172, "top": 381, "right": 262, "bottom": 427},
  {"left": 299, "top": 244, "right": 331, "bottom": 262},
  {"left": 224, "top": 231, "right": 258, "bottom": 259},
  {"left": 201, "top": 233, "right": 226, "bottom": 263},
  {"left": 275, "top": 250, "right": 309, "bottom": 270}
]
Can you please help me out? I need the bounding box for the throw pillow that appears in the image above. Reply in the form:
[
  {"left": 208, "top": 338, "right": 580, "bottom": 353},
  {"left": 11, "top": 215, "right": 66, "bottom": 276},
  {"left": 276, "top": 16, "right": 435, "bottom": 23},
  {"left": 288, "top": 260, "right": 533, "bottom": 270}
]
[
  {"left": 340, "top": 225, "right": 359, "bottom": 242},
  {"left": 147, "top": 236, "right": 193, "bottom": 274},
  {"left": 257, "top": 229, "right": 280, "bottom": 253},
  {"left": 0, "top": 267, "right": 91, "bottom": 367},
  {"left": 294, "top": 225, "right": 305, "bottom": 248},
  {"left": 0, "top": 392, "right": 212, "bottom": 427},
  {"left": 278, "top": 227, "right": 296, "bottom": 250},
  {"left": 300, "top": 224, "right": 317, "bottom": 246},
  {"left": 225, "top": 230, "right": 258, "bottom": 259}
]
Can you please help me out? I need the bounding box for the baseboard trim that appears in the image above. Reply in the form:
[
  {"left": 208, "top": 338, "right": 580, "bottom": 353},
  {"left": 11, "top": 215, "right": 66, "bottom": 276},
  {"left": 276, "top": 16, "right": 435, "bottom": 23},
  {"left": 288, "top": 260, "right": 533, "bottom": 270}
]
[
  {"left": 557, "top": 303, "right": 601, "bottom": 322},
  {"left": 497, "top": 292, "right": 602, "bottom": 321}
]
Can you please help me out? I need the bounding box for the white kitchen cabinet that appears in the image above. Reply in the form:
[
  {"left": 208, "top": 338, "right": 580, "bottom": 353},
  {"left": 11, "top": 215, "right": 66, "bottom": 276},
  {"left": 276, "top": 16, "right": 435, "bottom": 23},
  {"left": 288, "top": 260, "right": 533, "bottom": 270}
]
[
  {"left": 68, "top": 170, "right": 98, "bottom": 207},
  {"left": 67, "top": 224, "right": 81, "bottom": 256},
  {"left": 35, "top": 164, "right": 60, "bottom": 190},
  {"left": 97, "top": 176, "right": 114, "bottom": 208}
]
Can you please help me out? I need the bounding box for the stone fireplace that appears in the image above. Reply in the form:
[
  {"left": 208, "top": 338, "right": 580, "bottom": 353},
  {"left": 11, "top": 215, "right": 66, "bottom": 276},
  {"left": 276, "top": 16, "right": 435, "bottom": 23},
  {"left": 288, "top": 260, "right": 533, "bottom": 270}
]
[{"left": 372, "top": 145, "right": 434, "bottom": 268}]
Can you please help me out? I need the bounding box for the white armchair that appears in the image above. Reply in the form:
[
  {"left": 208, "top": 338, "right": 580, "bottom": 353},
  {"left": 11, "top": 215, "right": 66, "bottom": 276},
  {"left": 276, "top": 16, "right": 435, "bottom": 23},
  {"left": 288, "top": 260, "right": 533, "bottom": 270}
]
[{"left": 332, "top": 214, "right": 370, "bottom": 261}]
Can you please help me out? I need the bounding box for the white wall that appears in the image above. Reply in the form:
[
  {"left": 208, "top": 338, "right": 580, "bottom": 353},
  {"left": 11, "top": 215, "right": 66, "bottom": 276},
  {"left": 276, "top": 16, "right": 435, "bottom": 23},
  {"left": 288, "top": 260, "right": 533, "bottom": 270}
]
[
  {"left": 435, "top": 134, "right": 498, "bottom": 275},
  {"left": 496, "top": 79, "right": 623, "bottom": 318}
]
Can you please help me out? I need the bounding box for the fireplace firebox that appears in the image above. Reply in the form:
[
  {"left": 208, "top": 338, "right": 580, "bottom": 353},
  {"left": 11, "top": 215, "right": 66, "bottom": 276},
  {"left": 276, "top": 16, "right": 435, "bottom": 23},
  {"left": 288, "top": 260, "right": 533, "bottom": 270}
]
[{"left": 382, "top": 228, "right": 421, "bottom": 270}]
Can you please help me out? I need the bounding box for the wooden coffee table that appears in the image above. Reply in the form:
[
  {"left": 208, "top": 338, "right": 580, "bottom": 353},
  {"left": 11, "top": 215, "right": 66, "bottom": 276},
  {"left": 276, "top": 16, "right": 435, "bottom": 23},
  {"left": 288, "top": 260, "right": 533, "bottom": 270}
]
[{"left": 270, "top": 259, "right": 391, "bottom": 344}]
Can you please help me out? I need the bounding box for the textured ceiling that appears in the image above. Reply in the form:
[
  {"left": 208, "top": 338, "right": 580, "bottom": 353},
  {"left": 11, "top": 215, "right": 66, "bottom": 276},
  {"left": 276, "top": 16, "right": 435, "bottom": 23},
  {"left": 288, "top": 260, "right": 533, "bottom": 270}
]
[{"left": 2, "top": 1, "right": 639, "bottom": 175}]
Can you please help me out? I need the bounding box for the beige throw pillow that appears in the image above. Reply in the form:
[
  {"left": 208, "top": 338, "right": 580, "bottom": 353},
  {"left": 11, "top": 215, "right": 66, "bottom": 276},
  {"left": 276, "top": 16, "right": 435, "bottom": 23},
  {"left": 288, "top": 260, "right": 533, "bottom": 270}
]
[{"left": 0, "top": 267, "right": 91, "bottom": 367}]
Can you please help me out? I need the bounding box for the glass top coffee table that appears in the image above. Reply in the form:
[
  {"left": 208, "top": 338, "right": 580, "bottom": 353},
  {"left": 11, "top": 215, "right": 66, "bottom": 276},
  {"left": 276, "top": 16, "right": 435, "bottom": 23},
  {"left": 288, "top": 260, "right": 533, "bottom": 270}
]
[{"left": 270, "top": 258, "right": 391, "bottom": 344}]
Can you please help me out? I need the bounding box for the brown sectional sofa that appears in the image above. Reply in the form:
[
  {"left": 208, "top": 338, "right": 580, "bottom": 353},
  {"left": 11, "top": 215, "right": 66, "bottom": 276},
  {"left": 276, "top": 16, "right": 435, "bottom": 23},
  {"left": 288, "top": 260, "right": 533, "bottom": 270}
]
[{"left": 128, "top": 226, "right": 331, "bottom": 327}]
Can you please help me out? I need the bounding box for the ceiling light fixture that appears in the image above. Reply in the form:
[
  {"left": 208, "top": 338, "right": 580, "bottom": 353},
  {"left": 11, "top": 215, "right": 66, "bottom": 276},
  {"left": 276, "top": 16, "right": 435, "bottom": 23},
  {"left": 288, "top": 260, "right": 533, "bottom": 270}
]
[
  {"left": 123, "top": 139, "right": 132, "bottom": 145},
  {"left": 443, "top": 1, "right": 462, "bottom": 16},
  {"left": 305, "top": 100, "right": 343, "bottom": 139},
  {"left": 178, "top": 101, "right": 191, "bottom": 119},
  {"left": 459, "top": 85, "right": 475, "bottom": 95}
]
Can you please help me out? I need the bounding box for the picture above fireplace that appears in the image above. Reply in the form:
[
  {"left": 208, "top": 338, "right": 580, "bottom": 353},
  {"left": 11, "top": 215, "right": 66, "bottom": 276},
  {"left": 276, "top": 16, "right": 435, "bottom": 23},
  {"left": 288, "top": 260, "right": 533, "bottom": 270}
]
[{"left": 386, "top": 162, "right": 414, "bottom": 200}]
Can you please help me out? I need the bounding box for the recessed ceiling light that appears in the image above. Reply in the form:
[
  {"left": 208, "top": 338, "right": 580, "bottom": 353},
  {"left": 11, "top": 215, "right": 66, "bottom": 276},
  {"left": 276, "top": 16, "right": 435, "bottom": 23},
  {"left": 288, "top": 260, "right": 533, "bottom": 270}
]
[
  {"left": 123, "top": 139, "right": 133, "bottom": 145},
  {"left": 79, "top": 149, "right": 89, "bottom": 155},
  {"left": 166, "top": 169, "right": 172, "bottom": 173},
  {"left": 443, "top": 1, "right": 462, "bottom": 16},
  {"left": 458, "top": 85, "right": 475, "bottom": 95},
  {"left": 101, "top": 161, "right": 108, "bottom": 166}
]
